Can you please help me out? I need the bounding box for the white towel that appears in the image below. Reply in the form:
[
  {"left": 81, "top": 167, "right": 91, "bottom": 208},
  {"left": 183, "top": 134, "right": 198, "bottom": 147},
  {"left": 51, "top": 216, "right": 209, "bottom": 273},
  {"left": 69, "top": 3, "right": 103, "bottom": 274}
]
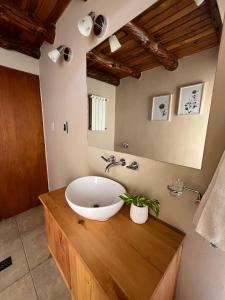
[{"left": 193, "top": 150, "right": 225, "bottom": 251}]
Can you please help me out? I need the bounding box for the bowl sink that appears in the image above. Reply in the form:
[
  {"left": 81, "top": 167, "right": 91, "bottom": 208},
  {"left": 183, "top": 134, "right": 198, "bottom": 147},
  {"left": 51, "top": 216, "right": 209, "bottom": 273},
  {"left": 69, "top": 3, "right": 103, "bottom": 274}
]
[{"left": 65, "top": 176, "right": 126, "bottom": 221}]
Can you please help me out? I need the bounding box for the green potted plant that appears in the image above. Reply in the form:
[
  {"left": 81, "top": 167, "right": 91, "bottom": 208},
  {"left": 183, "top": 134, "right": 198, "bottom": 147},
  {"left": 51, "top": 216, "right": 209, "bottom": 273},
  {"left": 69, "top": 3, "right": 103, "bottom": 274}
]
[{"left": 119, "top": 192, "right": 160, "bottom": 224}]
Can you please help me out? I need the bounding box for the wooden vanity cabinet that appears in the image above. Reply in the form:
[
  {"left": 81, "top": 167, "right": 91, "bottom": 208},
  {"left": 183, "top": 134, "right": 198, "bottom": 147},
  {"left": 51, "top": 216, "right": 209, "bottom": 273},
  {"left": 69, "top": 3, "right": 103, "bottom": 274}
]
[
  {"left": 68, "top": 244, "right": 182, "bottom": 300},
  {"left": 44, "top": 206, "right": 108, "bottom": 299},
  {"left": 40, "top": 189, "right": 185, "bottom": 300},
  {"left": 44, "top": 208, "right": 71, "bottom": 289}
]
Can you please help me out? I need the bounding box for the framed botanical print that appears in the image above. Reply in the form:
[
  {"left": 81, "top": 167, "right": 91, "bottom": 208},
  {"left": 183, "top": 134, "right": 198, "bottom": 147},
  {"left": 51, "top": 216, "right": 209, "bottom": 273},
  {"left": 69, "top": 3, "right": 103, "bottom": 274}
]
[
  {"left": 151, "top": 94, "right": 171, "bottom": 121},
  {"left": 178, "top": 83, "right": 204, "bottom": 115}
]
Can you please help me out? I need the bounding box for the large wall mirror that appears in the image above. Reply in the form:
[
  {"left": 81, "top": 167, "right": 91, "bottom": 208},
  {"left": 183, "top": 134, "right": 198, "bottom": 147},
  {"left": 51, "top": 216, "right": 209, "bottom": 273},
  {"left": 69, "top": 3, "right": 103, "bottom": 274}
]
[{"left": 87, "top": 0, "right": 222, "bottom": 169}]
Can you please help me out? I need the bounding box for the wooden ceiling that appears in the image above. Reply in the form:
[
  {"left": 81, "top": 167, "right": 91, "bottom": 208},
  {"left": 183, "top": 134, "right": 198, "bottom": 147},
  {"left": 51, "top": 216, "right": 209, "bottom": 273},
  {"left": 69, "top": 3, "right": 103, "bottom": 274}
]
[
  {"left": 0, "top": 0, "right": 71, "bottom": 58},
  {"left": 87, "top": 0, "right": 222, "bottom": 86}
]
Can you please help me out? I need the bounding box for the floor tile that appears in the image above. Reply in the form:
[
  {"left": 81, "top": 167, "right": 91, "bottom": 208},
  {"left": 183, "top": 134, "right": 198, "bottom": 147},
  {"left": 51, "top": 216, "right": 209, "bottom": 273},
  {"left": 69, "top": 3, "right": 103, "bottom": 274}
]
[
  {"left": 0, "top": 238, "right": 29, "bottom": 292},
  {"left": 16, "top": 205, "right": 44, "bottom": 235},
  {"left": 22, "top": 225, "right": 50, "bottom": 270},
  {"left": 31, "top": 258, "right": 71, "bottom": 300},
  {"left": 0, "top": 274, "right": 37, "bottom": 300},
  {"left": 0, "top": 217, "right": 19, "bottom": 244}
]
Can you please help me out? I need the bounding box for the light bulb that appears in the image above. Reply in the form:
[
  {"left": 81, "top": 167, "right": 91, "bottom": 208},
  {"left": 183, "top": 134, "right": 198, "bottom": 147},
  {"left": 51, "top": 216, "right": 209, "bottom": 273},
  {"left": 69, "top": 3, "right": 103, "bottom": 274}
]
[{"left": 109, "top": 35, "right": 122, "bottom": 53}]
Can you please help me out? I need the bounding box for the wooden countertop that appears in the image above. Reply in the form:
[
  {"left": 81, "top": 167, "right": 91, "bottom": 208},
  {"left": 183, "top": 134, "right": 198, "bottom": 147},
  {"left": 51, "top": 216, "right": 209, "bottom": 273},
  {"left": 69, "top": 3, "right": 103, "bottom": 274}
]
[{"left": 39, "top": 188, "right": 185, "bottom": 300}]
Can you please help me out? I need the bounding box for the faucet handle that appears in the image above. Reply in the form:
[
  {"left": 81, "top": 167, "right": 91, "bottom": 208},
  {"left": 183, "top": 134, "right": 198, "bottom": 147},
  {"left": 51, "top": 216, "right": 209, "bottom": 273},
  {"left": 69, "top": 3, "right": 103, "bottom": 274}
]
[
  {"left": 119, "top": 158, "right": 126, "bottom": 166},
  {"left": 101, "top": 156, "right": 108, "bottom": 162},
  {"left": 109, "top": 155, "right": 116, "bottom": 163},
  {"left": 101, "top": 155, "right": 116, "bottom": 163},
  {"left": 126, "top": 161, "right": 139, "bottom": 170}
]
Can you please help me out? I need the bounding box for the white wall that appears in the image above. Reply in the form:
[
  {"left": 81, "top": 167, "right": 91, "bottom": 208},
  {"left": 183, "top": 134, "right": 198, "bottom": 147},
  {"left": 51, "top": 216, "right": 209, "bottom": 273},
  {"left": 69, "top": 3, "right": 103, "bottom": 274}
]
[
  {"left": 39, "top": 1, "right": 225, "bottom": 300},
  {"left": 0, "top": 48, "right": 39, "bottom": 75}
]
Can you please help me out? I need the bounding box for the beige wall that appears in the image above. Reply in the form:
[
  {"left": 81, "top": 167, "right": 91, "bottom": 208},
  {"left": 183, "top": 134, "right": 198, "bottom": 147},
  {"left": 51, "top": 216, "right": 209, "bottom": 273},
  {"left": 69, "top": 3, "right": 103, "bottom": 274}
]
[
  {"left": 39, "top": 0, "right": 155, "bottom": 191},
  {"left": 87, "top": 77, "right": 116, "bottom": 150},
  {"left": 115, "top": 48, "right": 218, "bottom": 169},
  {"left": 217, "top": 0, "right": 225, "bottom": 21},
  {"left": 40, "top": 1, "right": 225, "bottom": 300},
  {"left": 0, "top": 48, "right": 39, "bottom": 75}
]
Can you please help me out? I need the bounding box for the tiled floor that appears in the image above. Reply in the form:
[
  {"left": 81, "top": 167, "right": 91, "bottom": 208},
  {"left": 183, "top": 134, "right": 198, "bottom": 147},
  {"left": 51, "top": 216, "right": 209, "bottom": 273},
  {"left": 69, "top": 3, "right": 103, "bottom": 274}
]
[{"left": 0, "top": 206, "right": 71, "bottom": 300}]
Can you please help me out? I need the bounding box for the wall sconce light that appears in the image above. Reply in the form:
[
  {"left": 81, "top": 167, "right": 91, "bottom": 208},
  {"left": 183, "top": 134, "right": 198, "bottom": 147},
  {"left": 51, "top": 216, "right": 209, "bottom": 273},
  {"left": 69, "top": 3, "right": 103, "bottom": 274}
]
[
  {"left": 48, "top": 45, "right": 72, "bottom": 63},
  {"left": 78, "top": 12, "right": 95, "bottom": 37},
  {"left": 78, "top": 12, "right": 107, "bottom": 37},
  {"left": 194, "top": 0, "right": 204, "bottom": 6},
  {"left": 109, "top": 35, "right": 122, "bottom": 53}
]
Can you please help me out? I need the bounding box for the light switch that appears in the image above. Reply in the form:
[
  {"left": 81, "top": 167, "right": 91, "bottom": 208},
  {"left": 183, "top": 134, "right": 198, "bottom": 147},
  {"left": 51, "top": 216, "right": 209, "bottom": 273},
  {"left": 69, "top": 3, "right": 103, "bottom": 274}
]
[{"left": 51, "top": 121, "right": 55, "bottom": 131}]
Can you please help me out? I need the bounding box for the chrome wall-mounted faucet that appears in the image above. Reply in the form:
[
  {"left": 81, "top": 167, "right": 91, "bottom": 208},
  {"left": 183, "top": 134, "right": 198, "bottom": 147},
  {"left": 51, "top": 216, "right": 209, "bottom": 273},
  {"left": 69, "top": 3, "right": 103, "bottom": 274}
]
[
  {"left": 105, "top": 158, "right": 126, "bottom": 173},
  {"left": 101, "top": 155, "right": 126, "bottom": 172},
  {"left": 101, "top": 155, "right": 139, "bottom": 173}
]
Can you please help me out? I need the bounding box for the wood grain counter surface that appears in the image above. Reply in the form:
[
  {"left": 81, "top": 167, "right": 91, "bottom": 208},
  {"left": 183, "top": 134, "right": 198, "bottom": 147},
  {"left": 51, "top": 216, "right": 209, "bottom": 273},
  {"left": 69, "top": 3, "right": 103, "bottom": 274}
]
[{"left": 39, "top": 188, "right": 185, "bottom": 300}]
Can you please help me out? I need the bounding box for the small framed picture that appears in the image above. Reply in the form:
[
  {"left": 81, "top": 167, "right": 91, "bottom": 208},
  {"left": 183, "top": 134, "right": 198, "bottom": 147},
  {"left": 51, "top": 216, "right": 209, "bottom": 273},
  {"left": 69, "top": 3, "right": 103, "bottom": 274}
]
[
  {"left": 151, "top": 94, "right": 171, "bottom": 121},
  {"left": 178, "top": 83, "right": 204, "bottom": 115}
]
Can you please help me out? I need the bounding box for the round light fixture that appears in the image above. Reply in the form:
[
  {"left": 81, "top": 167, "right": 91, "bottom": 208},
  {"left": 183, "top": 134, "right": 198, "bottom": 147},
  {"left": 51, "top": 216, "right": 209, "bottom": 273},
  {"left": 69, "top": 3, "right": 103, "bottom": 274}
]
[{"left": 78, "top": 13, "right": 95, "bottom": 37}]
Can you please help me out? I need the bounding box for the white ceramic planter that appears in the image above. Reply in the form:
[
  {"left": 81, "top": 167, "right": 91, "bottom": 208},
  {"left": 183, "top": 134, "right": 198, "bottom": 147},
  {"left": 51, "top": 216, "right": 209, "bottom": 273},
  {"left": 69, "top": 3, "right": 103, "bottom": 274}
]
[{"left": 130, "top": 204, "right": 149, "bottom": 224}]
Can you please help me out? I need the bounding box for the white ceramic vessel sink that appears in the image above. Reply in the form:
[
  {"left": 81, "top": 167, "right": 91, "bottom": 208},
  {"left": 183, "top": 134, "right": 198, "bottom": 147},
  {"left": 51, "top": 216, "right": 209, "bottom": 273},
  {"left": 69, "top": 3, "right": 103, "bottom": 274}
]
[{"left": 65, "top": 176, "right": 126, "bottom": 221}]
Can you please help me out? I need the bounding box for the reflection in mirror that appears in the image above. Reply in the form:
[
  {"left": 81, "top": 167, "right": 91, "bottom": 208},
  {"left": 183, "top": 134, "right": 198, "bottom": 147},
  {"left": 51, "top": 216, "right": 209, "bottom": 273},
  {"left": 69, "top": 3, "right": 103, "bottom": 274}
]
[{"left": 86, "top": 0, "right": 222, "bottom": 169}]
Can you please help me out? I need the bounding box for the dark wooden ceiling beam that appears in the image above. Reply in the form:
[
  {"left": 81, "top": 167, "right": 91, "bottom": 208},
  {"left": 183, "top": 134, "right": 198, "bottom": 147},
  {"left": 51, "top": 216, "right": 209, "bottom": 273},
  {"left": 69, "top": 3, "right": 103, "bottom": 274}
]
[
  {"left": 87, "top": 51, "right": 141, "bottom": 79},
  {"left": 205, "top": 0, "right": 223, "bottom": 38},
  {"left": 46, "top": 0, "right": 72, "bottom": 24},
  {"left": 123, "top": 21, "right": 178, "bottom": 71},
  {"left": 0, "top": 34, "right": 40, "bottom": 58},
  {"left": 0, "top": 1, "right": 55, "bottom": 44},
  {"left": 87, "top": 68, "right": 120, "bottom": 86}
]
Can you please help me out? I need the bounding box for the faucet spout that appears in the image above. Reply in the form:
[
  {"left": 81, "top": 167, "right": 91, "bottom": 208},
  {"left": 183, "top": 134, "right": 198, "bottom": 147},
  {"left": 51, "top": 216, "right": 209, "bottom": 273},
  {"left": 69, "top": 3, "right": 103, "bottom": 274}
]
[
  {"left": 105, "top": 158, "right": 126, "bottom": 173},
  {"left": 105, "top": 162, "right": 120, "bottom": 173}
]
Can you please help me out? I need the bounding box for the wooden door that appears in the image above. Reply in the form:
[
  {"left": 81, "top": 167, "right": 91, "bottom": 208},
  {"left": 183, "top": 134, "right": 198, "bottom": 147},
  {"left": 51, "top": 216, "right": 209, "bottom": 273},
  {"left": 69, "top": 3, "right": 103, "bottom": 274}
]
[{"left": 0, "top": 66, "right": 48, "bottom": 219}]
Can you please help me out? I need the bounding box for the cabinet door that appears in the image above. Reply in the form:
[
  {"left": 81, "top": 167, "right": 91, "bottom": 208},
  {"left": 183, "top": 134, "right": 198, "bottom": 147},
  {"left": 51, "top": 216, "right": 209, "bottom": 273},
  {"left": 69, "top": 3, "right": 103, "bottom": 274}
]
[
  {"left": 69, "top": 245, "right": 108, "bottom": 300},
  {"left": 44, "top": 208, "right": 71, "bottom": 289},
  {"left": 150, "top": 246, "right": 182, "bottom": 300}
]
